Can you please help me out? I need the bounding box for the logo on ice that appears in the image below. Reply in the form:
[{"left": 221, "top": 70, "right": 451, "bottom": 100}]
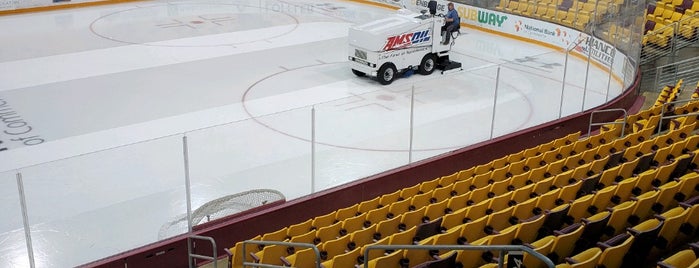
[{"left": 383, "top": 30, "right": 431, "bottom": 51}]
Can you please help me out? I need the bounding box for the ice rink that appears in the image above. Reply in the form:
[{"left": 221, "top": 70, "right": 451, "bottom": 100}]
[{"left": 0, "top": 0, "right": 625, "bottom": 267}]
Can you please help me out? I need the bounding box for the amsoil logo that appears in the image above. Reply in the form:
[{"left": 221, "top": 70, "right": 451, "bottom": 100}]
[{"left": 383, "top": 30, "right": 431, "bottom": 51}]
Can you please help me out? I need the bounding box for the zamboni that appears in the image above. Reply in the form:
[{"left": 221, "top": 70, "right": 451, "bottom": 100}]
[{"left": 347, "top": 2, "right": 462, "bottom": 85}]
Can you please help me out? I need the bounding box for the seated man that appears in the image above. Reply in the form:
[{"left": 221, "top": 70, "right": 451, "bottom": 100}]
[{"left": 441, "top": 2, "right": 460, "bottom": 45}]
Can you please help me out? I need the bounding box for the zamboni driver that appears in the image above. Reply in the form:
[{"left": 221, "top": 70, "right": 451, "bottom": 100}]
[{"left": 441, "top": 2, "right": 460, "bottom": 45}]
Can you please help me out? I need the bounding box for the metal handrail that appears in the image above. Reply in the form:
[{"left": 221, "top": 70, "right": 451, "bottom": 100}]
[
  {"left": 588, "top": 108, "right": 628, "bottom": 138},
  {"left": 189, "top": 235, "right": 217, "bottom": 268},
  {"left": 362, "top": 244, "right": 555, "bottom": 268},
  {"left": 242, "top": 240, "right": 321, "bottom": 268},
  {"left": 658, "top": 98, "right": 699, "bottom": 134}
]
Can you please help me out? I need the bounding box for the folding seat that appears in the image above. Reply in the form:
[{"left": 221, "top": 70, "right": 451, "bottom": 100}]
[
  {"left": 450, "top": 179, "right": 473, "bottom": 197},
  {"left": 453, "top": 235, "right": 491, "bottom": 268},
  {"left": 636, "top": 152, "right": 655, "bottom": 175},
  {"left": 512, "top": 197, "right": 539, "bottom": 222},
  {"left": 227, "top": 235, "right": 262, "bottom": 268},
  {"left": 281, "top": 247, "right": 319, "bottom": 268},
  {"left": 574, "top": 211, "right": 610, "bottom": 254},
  {"left": 438, "top": 172, "right": 458, "bottom": 188},
  {"left": 675, "top": 203, "right": 699, "bottom": 246},
  {"left": 633, "top": 114, "right": 661, "bottom": 133},
  {"left": 596, "top": 232, "right": 634, "bottom": 268},
  {"left": 464, "top": 199, "right": 491, "bottom": 222},
  {"left": 318, "top": 235, "right": 351, "bottom": 262},
  {"left": 426, "top": 224, "right": 463, "bottom": 256},
  {"left": 419, "top": 177, "right": 441, "bottom": 194},
  {"left": 348, "top": 224, "right": 376, "bottom": 251},
  {"left": 535, "top": 2, "right": 550, "bottom": 17},
  {"left": 623, "top": 218, "right": 664, "bottom": 267},
  {"left": 508, "top": 158, "right": 530, "bottom": 177},
  {"left": 508, "top": 172, "right": 531, "bottom": 191},
  {"left": 261, "top": 227, "right": 290, "bottom": 243},
  {"left": 342, "top": 213, "right": 367, "bottom": 235},
  {"left": 388, "top": 225, "right": 418, "bottom": 246},
  {"left": 287, "top": 218, "right": 314, "bottom": 238},
  {"left": 561, "top": 247, "right": 602, "bottom": 268},
  {"left": 514, "top": 214, "right": 546, "bottom": 244},
  {"left": 379, "top": 189, "right": 402, "bottom": 207},
  {"left": 409, "top": 217, "right": 438, "bottom": 244},
  {"left": 364, "top": 205, "right": 391, "bottom": 229},
  {"left": 423, "top": 198, "right": 450, "bottom": 223},
  {"left": 430, "top": 184, "right": 454, "bottom": 204},
  {"left": 611, "top": 176, "right": 636, "bottom": 205},
  {"left": 475, "top": 161, "right": 498, "bottom": 175},
  {"left": 363, "top": 234, "right": 391, "bottom": 261},
  {"left": 603, "top": 200, "right": 636, "bottom": 240},
  {"left": 252, "top": 244, "right": 289, "bottom": 266},
  {"left": 552, "top": 170, "right": 575, "bottom": 189},
  {"left": 632, "top": 170, "right": 658, "bottom": 197},
  {"left": 401, "top": 248, "right": 434, "bottom": 268},
  {"left": 539, "top": 203, "right": 571, "bottom": 238},
  {"left": 373, "top": 216, "right": 402, "bottom": 243},
  {"left": 417, "top": 251, "right": 457, "bottom": 268},
  {"left": 358, "top": 196, "right": 382, "bottom": 214},
  {"left": 628, "top": 190, "right": 660, "bottom": 225},
  {"left": 598, "top": 165, "right": 622, "bottom": 190},
  {"left": 471, "top": 173, "right": 494, "bottom": 190},
  {"left": 400, "top": 184, "right": 422, "bottom": 201},
  {"left": 535, "top": 188, "right": 563, "bottom": 213},
  {"left": 367, "top": 248, "right": 403, "bottom": 268},
  {"left": 445, "top": 192, "right": 470, "bottom": 215},
  {"left": 657, "top": 249, "right": 697, "bottom": 268},
  {"left": 400, "top": 206, "right": 428, "bottom": 232},
  {"left": 586, "top": 184, "right": 616, "bottom": 216},
  {"left": 489, "top": 179, "right": 511, "bottom": 198},
  {"left": 651, "top": 206, "right": 690, "bottom": 257},
  {"left": 511, "top": 183, "right": 536, "bottom": 204},
  {"left": 618, "top": 157, "right": 642, "bottom": 181},
  {"left": 542, "top": 6, "right": 558, "bottom": 21},
  {"left": 548, "top": 223, "right": 585, "bottom": 264},
  {"left": 598, "top": 152, "right": 620, "bottom": 172},
  {"left": 313, "top": 212, "right": 338, "bottom": 230},
  {"left": 557, "top": 180, "right": 582, "bottom": 205},
  {"left": 532, "top": 177, "right": 555, "bottom": 197},
  {"left": 566, "top": 194, "right": 594, "bottom": 225},
  {"left": 576, "top": 171, "right": 600, "bottom": 197},
  {"left": 289, "top": 229, "right": 317, "bottom": 253},
  {"left": 653, "top": 180, "right": 682, "bottom": 214},
  {"left": 544, "top": 158, "right": 567, "bottom": 178},
  {"left": 523, "top": 235, "right": 556, "bottom": 268},
  {"left": 315, "top": 221, "right": 344, "bottom": 245},
  {"left": 467, "top": 185, "right": 492, "bottom": 206},
  {"left": 459, "top": 215, "right": 489, "bottom": 243},
  {"left": 529, "top": 165, "right": 550, "bottom": 185},
  {"left": 485, "top": 206, "right": 516, "bottom": 234},
  {"left": 457, "top": 167, "right": 476, "bottom": 180},
  {"left": 487, "top": 190, "right": 514, "bottom": 212},
  {"left": 669, "top": 153, "right": 694, "bottom": 180},
  {"left": 335, "top": 203, "right": 360, "bottom": 221},
  {"left": 481, "top": 224, "right": 520, "bottom": 263},
  {"left": 675, "top": 172, "right": 699, "bottom": 204},
  {"left": 439, "top": 207, "right": 468, "bottom": 233},
  {"left": 321, "top": 246, "right": 362, "bottom": 268},
  {"left": 387, "top": 197, "right": 412, "bottom": 219},
  {"left": 489, "top": 165, "right": 511, "bottom": 183},
  {"left": 410, "top": 191, "right": 434, "bottom": 211},
  {"left": 571, "top": 138, "right": 596, "bottom": 157}
]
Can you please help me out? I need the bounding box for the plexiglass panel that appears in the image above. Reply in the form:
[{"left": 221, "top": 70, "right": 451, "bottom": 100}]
[
  {"left": 0, "top": 171, "right": 28, "bottom": 268},
  {"left": 19, "top": 135, "right": 185, "bottom": 267}
]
